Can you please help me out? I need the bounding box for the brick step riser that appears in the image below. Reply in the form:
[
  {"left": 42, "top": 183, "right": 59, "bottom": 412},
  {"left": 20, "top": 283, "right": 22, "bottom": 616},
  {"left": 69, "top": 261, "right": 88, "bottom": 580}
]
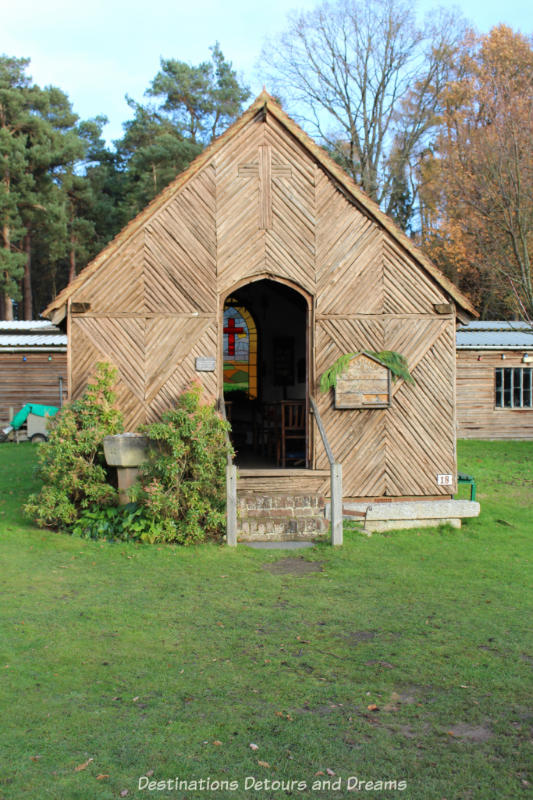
[{"left": 237, "top": 492, "right": 328, "bottom": 540}]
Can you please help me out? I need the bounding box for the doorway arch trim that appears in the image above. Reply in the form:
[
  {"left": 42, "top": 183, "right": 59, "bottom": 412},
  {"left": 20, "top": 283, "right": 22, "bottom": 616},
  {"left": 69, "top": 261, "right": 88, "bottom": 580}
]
[{"left": 219, "top": 273, "right": 314, "bottom": 312}]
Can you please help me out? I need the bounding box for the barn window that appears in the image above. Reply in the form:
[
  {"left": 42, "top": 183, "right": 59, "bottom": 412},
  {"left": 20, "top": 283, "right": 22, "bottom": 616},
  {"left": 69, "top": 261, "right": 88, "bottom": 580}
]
[
  {"left": 223, "top": 302, "right": 257, "bottom": 399},
  {"left": 495, "top": 367, "right": 532, "bottom": 408}
]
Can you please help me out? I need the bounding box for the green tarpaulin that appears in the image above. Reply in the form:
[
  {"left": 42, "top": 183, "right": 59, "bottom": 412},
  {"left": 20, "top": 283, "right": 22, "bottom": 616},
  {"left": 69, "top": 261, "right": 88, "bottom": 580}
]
[{"left": 10, "top": 403, "right": 59, "bottom": 430}]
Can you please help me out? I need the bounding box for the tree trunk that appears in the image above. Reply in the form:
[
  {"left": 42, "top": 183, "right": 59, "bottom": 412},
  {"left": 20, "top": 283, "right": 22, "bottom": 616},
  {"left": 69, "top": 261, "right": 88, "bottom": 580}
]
[
  {"left": 68, "top": 235, "right": 76, "bottom": 284},
  {"left": 2, "top": 221, "right": 13, "bottom": 321},
  {"left": 23, "top": 232, "right": 33, "bottom": 320},
  {"left": 68, "top": 201, "right": 77, "bottom": 284},
  {"left": 2, "top": 291, "right": 13, "bottom": 320}
]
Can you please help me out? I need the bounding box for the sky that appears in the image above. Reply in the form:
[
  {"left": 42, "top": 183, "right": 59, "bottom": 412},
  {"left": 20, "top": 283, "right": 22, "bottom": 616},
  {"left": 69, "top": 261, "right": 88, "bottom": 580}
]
[{"left": 2, "top": 0, "right": 532, "bottom": 145}]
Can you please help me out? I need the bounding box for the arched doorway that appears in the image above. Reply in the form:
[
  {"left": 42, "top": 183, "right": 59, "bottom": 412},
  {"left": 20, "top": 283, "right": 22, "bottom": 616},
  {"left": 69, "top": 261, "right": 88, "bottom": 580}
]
[{"left": 223, "top": 278, "right": 309, "bottom": 468}]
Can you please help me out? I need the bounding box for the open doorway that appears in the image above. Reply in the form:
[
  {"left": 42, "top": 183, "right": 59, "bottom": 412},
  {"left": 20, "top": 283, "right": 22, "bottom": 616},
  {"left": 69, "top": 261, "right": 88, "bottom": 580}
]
[{"left": 223, "top": 279, "right": 309, "bottom": 468}]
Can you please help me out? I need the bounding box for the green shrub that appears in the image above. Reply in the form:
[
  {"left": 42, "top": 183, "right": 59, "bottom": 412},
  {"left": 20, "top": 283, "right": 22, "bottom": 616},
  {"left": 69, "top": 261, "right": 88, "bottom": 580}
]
[
  {"left": 131, "top": 382, "right": 232, "bottom": 544},
  {"left": 71, "top": 503, "right": 167, "bottom": 543},
  {"left": 24, "top": 363, "right": 124, "bottom": 528}
]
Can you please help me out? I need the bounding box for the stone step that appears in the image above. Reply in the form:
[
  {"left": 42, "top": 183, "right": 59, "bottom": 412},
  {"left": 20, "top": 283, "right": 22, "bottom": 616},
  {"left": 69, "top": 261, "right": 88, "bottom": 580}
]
[
  {"left": 325, "top": 499, "right": 480, "bottom": 533},
  {"left": 364, "top": 499, "right": 480, "bottom": 532}
]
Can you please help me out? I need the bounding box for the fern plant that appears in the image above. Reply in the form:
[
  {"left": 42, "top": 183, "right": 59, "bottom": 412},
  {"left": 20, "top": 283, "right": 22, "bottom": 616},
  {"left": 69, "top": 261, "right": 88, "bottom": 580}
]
[{"left": 319, "top": 350, "right": 415, "bottom": 393}]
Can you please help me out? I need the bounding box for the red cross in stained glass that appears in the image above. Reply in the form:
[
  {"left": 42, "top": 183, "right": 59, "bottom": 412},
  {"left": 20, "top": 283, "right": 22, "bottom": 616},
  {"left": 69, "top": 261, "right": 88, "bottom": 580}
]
[{"left": 224, "top": 316, "right": 244, "bottom": 356}]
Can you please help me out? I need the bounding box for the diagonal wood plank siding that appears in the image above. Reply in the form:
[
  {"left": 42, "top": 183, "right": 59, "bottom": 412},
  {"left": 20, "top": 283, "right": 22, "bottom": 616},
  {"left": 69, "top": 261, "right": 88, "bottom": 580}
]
[
  {"left": 69, "top": 165, "right": 219, "bottom": 428},
  {"left": 384, "top": 239, "right": 445, "bottom": 313},
  {"left": 70, "top": 231, "right": 145, "bottom": 313},
  {"left": 74, "top": 317, "right": 146, "bottom": 401},
  {"left": 384, "top": 320, "right": 456, "bottom": 495},
  {"left": 264, "top": 116, "right": 316, "bottom": 290},
  {"left": 314, "top": 317, "right": 455, "bottom": 496},
  {"left": 147, "top": 321, "right": 217, "bottom": 422},
  {"left": 71, "top": 321, "right": 104, "bottom": 401},
  {"left": 67, "top": 107, "right": 459, "bottom": 498},
  {"left": 217, "top": 117, "right": 269, "bottom": 293},
  {"left": 145, "top": 165, "right": 216, "bottom": 313},
  {"left": 316, "top": 169, "right": 383, "bottom": 314}
]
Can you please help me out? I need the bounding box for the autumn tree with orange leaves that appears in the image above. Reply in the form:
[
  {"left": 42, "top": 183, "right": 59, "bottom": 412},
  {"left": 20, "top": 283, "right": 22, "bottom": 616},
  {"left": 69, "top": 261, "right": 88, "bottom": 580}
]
[{"left": 420, "top": 25, "right": 533, "bottom": 319}]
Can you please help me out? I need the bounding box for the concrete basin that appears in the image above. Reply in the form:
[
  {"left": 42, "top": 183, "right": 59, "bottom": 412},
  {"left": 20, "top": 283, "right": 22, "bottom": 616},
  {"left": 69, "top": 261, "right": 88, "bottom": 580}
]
[{"left": 103, "top": 433, "right": 149, "bottom": 467}]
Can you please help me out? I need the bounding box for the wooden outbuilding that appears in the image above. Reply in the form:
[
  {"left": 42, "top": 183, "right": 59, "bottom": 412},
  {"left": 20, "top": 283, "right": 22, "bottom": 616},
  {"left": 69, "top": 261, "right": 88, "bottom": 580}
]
[
  {"left": 0, "top": 321, "right": 67, "bottom": 426},
  {"left": 457, "top": 321, "right": 533, "bottom": 440},
  {"left": 43, "top": 92, "right": 477, "bottom": 538}
]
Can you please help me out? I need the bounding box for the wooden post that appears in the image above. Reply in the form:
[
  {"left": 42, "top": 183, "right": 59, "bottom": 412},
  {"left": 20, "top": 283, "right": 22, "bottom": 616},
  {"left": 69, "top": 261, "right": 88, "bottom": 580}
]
[
  {"left": 226, "top": 463, "right": 237, "bottom": 546},
  {"left": 310, "top": 395, "right": 343, "bottom": 547},
  {"left": 331, "top": 462, "right": 343, "bottom": 546}
]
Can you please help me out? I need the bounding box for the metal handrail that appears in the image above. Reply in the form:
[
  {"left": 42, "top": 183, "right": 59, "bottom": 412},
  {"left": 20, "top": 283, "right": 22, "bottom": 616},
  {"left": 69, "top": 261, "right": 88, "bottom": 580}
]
[
  {"left": 309, "top": 395, "right": 343, "bottom": 546},
  {"left": 309, "top": 395, "right": 334, "bottom": 465}
]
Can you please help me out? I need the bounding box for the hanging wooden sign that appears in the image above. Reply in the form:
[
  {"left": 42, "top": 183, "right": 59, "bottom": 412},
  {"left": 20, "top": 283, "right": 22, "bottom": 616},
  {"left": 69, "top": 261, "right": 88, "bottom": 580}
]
[{"left": 335, "top": 352, "right": 391, "bottom": 409}]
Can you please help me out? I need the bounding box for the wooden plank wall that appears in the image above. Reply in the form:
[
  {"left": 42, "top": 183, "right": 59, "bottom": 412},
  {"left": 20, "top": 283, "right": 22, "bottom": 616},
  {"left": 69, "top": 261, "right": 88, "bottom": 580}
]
[
  {"left": 217, "top": 114, "right": 316, "bottom": 298},
  {"left": 0, "top": 352, "right": 67, "bottom": 425},
  {"left": 314, "top": 165, "right": 455, "bottom": 497},
  {"left": 457, "top": 350, "right": 533, "bottom": 439},
  {"left": 314, "top": 317, "right": 456, "bottom": 496},
  {"left": 67, "top": 109, "right": 458, "bottom": 497},
  {"left": 69, "top": 167, "right": 218, "bottom": 428}
]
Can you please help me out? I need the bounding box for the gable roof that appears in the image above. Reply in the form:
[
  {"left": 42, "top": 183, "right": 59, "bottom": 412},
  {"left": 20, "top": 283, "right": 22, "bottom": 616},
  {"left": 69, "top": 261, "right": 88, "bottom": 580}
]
[{"left": 43, "top": 91, "right": 478, "bottom": 322}]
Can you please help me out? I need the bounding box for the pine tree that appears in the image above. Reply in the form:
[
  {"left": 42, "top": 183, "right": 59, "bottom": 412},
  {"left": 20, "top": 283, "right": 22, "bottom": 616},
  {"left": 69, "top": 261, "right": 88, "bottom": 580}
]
[
  {"left": 115, "top": 44, "right": 250, "bottom": 217},
  {"left": 0, "top": 57, "right": 32, "bottom": 318}
]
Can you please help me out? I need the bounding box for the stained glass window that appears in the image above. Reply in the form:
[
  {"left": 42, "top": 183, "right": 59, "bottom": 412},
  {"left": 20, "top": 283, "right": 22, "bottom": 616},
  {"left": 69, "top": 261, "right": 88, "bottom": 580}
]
[{"left": 223, "top": 302, "right": 257, "bottom": 399}]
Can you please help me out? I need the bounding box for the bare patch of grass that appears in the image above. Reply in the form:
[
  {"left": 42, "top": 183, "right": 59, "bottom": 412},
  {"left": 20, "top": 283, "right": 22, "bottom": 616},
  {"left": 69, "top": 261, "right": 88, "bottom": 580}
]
[{"left": 263, "top": 557, "right": 324, "bottom": 575}]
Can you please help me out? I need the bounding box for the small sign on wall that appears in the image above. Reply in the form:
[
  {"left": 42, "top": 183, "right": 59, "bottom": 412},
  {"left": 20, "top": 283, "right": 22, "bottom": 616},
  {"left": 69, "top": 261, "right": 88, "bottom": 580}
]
[
  {"left": 335, "top": 353, "right": 391, "bottom": 409},
  {"left": 195, "top": 356, "right": 216, "bottom": 372},
  {"left": 437, "top": 474, "right": 453, "bottom": 486}
]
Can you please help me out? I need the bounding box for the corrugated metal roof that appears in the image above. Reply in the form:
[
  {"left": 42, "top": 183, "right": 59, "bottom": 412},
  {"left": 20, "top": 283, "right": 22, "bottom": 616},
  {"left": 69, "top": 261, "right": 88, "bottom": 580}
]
[
  {"left": 0, "top": 320, "right": 60, "bottom": 332},
  {"left": 458, "top": 320, "right": 531, "bottom": 331},
  {"left": 0, "top": 321, "right": 66, "bottom": 349},
  {"left": 457, "top": 321, "right": 533, "bottom": 349},
  {"left": 0, "top": 334, "right": 67, "bottom": 348}
]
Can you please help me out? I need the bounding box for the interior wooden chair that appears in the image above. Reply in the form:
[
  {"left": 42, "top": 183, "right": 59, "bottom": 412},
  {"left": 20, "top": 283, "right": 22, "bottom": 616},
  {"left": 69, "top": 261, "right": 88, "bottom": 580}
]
[{"left": 277, "top": 400, "right": 306, "bottom": 467}]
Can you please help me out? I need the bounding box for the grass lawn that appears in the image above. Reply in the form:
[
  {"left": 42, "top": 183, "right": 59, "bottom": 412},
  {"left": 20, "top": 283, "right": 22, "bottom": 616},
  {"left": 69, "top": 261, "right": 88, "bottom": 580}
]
[{"left": 0, "top": 440, "right": 532, "bottom": 800}]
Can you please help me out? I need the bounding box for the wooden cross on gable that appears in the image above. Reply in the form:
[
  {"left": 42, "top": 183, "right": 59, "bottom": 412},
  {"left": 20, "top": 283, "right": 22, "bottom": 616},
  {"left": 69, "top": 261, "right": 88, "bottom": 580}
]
[{"left": 238, "top": 144, "right": 292, "bottom": 230}]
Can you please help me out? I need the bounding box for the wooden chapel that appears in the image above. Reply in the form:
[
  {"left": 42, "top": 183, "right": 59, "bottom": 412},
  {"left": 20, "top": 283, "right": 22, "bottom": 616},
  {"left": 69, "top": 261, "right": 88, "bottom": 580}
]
[{"left": 44, "top": 91, "right": 477, "bottom": 539}]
